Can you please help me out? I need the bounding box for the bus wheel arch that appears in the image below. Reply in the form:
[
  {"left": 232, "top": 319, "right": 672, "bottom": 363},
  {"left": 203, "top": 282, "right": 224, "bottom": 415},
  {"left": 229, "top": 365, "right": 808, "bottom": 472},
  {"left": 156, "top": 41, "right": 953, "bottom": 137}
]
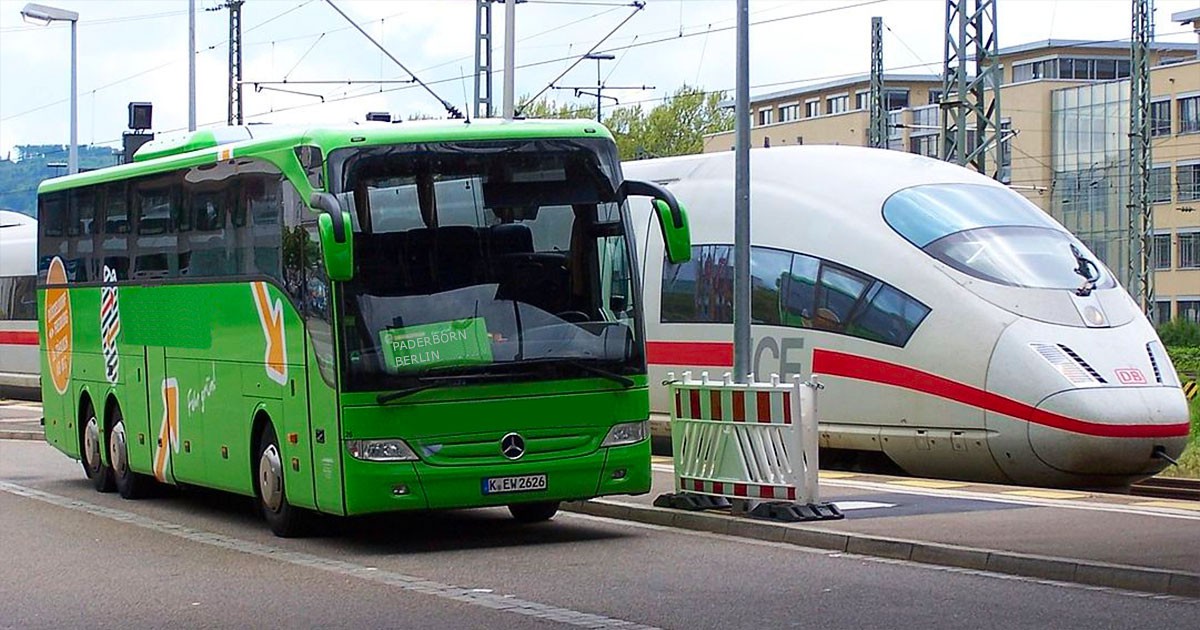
[
  {"left": 79, "top": 391, "right": 114, "bottom": 493},
  {"left": 252, "top": 411, "right": 310, "bottom": 537}
]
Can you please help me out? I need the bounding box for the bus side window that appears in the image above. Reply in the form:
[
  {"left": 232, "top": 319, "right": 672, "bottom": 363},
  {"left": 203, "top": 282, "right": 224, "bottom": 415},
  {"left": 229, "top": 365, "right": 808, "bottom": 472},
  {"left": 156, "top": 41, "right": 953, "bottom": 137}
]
[
  {"left": 69, "top": 187, "right": 97, "bottom": 281},
  {"left": 37, "top": 192, "right": 68, "bottom": 281},
  {"left": 100, "top": 182, "right": 130, "bottom": 280}
]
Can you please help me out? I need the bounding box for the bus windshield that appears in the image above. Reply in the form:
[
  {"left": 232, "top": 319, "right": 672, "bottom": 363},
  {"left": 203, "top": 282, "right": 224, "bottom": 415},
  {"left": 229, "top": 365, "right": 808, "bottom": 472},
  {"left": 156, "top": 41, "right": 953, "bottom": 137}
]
[{"left": 331, "top": 139, "right": 642, "bottom": 391}]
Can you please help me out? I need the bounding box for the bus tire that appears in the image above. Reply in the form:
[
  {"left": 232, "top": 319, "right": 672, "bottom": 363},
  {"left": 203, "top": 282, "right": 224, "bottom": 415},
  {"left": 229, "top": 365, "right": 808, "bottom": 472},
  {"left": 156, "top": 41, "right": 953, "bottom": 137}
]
[
  {"left": 508, "top": 501, "right": 560, "bottom": 523},
  {"left": 110, "top": 407, "right": 153, "bottom": 499},
  {"left": 256, "top": 424, "right": 309, "bottom": 538},
  {"left": 81, "top": 401, "right": 115, "bottom": 493}
]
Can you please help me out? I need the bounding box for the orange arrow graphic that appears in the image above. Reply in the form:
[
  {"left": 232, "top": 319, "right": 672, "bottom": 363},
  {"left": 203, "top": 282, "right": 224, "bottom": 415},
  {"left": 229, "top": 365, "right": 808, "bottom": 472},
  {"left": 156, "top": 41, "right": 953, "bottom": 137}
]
[
  {"left": 251, "top": 282, "right": 288, "bottom": 385},
  {"left": 153, "top": 377, "right": 180, "bottom": 483}
]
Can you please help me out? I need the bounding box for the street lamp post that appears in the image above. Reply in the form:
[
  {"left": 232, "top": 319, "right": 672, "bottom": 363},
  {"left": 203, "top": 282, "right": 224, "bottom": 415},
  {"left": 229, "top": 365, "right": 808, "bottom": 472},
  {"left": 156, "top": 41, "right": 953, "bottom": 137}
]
[{"left": 20, "top": 3, "right": 79, "bottom": 175}]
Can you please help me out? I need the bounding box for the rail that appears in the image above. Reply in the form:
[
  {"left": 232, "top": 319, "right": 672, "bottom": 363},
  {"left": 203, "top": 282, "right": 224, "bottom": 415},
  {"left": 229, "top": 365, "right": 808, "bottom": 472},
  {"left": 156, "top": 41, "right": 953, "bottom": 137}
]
[{"left": 1129, "top": 477, "right": 1200, "bottom": 502}]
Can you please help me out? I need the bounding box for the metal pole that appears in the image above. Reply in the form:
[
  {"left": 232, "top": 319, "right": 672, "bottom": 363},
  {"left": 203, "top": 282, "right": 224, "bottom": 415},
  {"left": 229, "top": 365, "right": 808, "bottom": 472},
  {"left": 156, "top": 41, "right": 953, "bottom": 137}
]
[
  {"left": 595, "top": 58, "right": 602, "bottom": 122},
  {"left": 68, "top": 18, "right": 77, "bottom": 174},
  {"left": 503, "top": 0, "right": 516, "bottom": 119},
  {"left": 733, "top": 0, "right": 751, "bottom": 383},
  {"left": 188, "top": 0, "right": 196, "bottom": 131}
]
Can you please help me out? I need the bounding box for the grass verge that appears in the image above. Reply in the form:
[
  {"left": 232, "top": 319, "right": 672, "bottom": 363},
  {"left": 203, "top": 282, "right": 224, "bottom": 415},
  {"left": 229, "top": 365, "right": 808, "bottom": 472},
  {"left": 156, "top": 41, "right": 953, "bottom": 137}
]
[{"left": 1158, "top": 398, "right": 1200, "bottom": 478}]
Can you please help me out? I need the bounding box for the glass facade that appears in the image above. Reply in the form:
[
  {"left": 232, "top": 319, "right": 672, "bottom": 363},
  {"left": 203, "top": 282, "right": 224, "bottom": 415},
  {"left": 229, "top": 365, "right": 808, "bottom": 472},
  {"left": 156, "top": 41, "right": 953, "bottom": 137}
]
[{"left": 1051, "top": 80, "right": 1134, "bottom": 289}]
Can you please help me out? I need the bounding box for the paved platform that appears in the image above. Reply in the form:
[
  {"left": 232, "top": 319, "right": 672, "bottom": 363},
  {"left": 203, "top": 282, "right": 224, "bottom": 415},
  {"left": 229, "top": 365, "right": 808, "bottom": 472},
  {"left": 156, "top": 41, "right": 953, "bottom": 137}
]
[
  {"left": 563, "top": 457, "right": 1200, "bottom": 597},
  {"left": 5, "top": 398, "right": 1197, "bottom": 597},
  {"left": 0, "top": 400, "right": 42, "bottom": 440}
]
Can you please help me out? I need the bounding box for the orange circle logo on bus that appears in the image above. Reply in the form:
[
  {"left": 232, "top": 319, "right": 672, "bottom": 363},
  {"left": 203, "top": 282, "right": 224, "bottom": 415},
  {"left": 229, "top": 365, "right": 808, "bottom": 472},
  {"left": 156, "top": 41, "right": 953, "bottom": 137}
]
[{"left": 44, "top": 257, "right": 72, "bottom": 395}]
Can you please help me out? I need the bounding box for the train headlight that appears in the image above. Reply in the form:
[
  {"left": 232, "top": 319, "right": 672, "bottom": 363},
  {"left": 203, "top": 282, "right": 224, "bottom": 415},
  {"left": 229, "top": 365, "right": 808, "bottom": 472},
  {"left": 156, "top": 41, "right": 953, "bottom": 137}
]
[
  {"left": 1083, "top": 305, "right": 1107, "bottom": 327},
  {"left": 602, "top": 421, "right": 648, "bottom": 447},
  {"left": 346, "top": 439, "right": 420, "bottom": 462}
]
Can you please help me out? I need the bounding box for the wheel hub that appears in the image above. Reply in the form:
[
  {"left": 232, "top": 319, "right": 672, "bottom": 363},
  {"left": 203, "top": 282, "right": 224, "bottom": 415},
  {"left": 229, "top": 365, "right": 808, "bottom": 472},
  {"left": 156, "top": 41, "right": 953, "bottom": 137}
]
[
  {"left": 109, "top": 421, "right": 128, "bottom": 475},
  {"left": 84, "top": 416, "right": 102, "bottom": 474},
  {"left": 259, "top": 444, "right": 283, "bottom": 512}
]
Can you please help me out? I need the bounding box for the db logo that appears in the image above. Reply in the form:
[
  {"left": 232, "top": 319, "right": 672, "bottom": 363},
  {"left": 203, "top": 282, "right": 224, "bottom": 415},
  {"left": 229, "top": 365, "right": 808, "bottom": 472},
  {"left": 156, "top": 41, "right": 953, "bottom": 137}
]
[{"left": 1115, "top": 368, "right": 1147, "bottom": 385}]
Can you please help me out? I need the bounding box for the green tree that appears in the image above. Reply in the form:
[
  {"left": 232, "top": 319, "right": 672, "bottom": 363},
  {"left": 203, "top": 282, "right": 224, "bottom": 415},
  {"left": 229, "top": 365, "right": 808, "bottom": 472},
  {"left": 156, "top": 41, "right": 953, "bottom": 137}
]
[
  {"left": 517, "top": 96, "right": 595, "bottom": 121},
  {"left": 607, "top": 85, "right": 733, "bottom": 160}
]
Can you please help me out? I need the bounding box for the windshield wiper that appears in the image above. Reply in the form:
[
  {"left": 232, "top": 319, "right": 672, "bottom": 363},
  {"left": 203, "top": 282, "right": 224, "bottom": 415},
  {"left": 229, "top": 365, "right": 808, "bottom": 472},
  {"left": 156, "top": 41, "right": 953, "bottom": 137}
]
[
  {"left": 377, "top": 381, "right": 449, "bottom": 404},
  {"left": 516, "top": 358, "right": 635, "bottom": 388},
  {"left": 1070, "top": 244, "right": 1100, "bottom": 297}
]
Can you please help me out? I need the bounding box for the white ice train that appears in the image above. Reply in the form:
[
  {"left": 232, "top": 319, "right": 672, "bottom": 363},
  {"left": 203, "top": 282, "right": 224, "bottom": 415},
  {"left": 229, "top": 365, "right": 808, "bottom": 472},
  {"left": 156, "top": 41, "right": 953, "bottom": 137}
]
[
  {"left": 625, "top": 146, "right": 1190, "bottom": 488},
  {"left": 0, "top": 209, "right": 38, "bottom": 393}
]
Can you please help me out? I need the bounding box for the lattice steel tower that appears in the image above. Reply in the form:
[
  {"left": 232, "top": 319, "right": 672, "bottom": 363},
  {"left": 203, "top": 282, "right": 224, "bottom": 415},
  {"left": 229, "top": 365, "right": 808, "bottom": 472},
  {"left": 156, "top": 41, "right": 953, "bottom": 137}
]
[
  {"left": 1129, "top": 0, "right": 1154, "bottom": 318},
  {"left": 940, "top": 0, "right": 1001, "bottom": 178},
  {"left": 868, "top": 17, "right": 887, "bottom": 149},
  {"left": 474, "top": 0, "right": 494, "bottom": 119},
  {"left": 227, "top": 0, "right": 245, "bottom": 126}
]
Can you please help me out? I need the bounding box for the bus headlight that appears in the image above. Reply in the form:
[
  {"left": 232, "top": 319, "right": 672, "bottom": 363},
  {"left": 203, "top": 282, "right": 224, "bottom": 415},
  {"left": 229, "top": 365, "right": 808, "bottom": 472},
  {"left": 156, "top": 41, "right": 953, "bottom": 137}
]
[
  {"left": 601, "top": 421, "right": 648, "bottom": 447},
  {"left": 346, "top": 439, "right": 420, "bottom": 462}
]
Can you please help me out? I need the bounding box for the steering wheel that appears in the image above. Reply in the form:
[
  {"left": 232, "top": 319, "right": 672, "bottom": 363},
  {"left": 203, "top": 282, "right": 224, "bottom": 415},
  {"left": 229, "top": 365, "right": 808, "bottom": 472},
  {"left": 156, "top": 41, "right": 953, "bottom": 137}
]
[{"left": 555, "top": 310, "right": 591, "bottom": 323}]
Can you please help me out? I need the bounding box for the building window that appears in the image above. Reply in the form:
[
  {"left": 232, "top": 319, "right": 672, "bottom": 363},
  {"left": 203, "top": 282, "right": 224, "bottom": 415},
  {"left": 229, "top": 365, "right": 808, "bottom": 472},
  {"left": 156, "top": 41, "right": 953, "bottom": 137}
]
[
  {"left": 1180, "top": 96, "right": 1200, "bottom": 134},
  {"left": 1151, "top": 100, "right": 1172, "bottom": 136},
  {"left": 884, "top": 89, "right": 909, "bottom": 111},
  {"left": 805, "top": 99, "right": 820, "bottom": 118},
  {"left": 779, "top": 104, "right": 800, "bottom": 123},
  {"left": 1151, "top": 165, "right": 1173, "bottom": 203},
  {"left": 927, "top": 89, "right": 943, "bottom": 105},
  {"left": 757, "top": 108, "right": 774, "bottom": 126},
  {"left": 827, "top": 94, "right": 849, "bottom": 115},
  {"left": 855, "top": 91, "right": 870, "bottom": 111},
  {"left": 1179, "top": 232, "right": 1200, "bottom": 269},
  {"left": 1179, "top": 163, "right": 1200, "bottom": 201},
  {"left": 1179, "top": 300, "right": 1200, "bottom": 324},
  {"left": 1154, "top": 300, "right": 1171, "bottom": 326},
  {"left": 1154, "top": 233, "right": 1172, "bottom": 270},
  {"left": 908, "top": 135, "right": 938, "bottom": 158}
]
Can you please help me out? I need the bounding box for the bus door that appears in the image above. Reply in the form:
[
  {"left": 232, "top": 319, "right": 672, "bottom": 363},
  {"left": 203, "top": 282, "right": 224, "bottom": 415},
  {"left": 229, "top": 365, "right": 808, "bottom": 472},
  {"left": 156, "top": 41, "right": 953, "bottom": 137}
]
[{"left": 144, "top": 345, "right": 204, "bottom": 484}]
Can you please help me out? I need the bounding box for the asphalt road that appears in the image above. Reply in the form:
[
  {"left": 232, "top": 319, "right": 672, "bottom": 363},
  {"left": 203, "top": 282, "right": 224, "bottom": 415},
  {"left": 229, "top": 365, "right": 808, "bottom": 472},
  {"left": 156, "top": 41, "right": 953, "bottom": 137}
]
[{"left": 1, "top": 437, "right": 1196, "bottom": 629}]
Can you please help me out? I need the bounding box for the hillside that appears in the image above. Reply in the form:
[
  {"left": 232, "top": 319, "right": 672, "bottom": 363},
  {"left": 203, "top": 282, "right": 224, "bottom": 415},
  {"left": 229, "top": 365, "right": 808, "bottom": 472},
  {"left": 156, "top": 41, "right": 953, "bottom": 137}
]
[{"left": 0, "top": 145, "right": 121, "bottom": 216}]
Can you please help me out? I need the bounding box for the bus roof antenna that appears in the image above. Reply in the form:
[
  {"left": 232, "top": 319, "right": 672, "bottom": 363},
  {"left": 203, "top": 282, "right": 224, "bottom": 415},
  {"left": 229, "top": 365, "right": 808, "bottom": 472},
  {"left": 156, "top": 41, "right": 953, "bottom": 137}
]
[{"left": 323, "top": 0, "right": 463, "bottom": 119}]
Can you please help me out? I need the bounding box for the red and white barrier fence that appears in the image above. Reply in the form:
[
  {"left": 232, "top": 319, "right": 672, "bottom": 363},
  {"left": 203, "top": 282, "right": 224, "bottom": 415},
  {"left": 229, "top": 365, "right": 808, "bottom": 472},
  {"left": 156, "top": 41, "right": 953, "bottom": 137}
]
[{"left": 667, "top": 371, "right": 822, "bottom": 508}]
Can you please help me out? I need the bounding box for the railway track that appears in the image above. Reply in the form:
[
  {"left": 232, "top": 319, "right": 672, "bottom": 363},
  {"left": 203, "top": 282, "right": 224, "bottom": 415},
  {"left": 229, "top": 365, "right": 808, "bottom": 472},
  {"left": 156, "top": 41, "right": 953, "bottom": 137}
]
[{"left": 1129, "top": 477, "right": 1200, "bottom": 502}]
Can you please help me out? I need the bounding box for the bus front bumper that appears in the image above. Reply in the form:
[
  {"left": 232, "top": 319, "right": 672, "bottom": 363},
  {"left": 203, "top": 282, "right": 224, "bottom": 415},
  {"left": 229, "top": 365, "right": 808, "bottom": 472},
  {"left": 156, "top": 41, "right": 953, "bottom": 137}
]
[{"left": 342, "top": 440, "right": 651, "bottom": 516}]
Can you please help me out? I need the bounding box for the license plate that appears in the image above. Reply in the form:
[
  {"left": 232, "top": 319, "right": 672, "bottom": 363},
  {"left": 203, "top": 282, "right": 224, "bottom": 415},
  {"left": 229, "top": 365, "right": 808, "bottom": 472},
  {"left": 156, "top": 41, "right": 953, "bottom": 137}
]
[{"left": 482, "top": 474, "right": 547, "bottom": 495}]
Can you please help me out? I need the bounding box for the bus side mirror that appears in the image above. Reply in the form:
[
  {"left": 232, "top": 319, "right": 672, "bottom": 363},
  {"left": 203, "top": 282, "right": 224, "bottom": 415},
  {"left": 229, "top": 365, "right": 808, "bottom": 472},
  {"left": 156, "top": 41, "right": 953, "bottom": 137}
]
[
  {"left": 311, "top": 192, "right": 354, "bottom": 282},
  {"left": 621, "top": 180, "right": 691, "bottom": 264}
]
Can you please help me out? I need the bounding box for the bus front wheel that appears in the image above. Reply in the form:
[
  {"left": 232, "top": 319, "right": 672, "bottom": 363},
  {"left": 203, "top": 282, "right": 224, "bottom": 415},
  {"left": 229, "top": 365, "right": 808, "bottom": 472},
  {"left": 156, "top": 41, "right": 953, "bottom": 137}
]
[
  {"left": 82, "top": 403, "right": 114, "bottom": 493},
  {"left": 508, "top": 501, "right": 560, "bottom": 523},
  {"left": 256, "top": 424, "right": 309, "bottom": 537}
]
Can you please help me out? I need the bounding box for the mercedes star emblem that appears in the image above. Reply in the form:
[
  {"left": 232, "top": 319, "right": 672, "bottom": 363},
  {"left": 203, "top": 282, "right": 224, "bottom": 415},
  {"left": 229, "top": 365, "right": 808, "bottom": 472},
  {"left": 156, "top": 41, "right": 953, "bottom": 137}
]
[{"left": 500, "top": 432, "right": 525, "bottom": 460}]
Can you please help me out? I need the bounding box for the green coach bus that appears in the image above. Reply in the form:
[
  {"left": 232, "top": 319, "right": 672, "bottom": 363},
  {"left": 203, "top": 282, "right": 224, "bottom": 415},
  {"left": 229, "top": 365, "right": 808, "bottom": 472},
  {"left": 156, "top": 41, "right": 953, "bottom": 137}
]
[{"left": 36, "top": 119, "right": 690, "bottom": 536}]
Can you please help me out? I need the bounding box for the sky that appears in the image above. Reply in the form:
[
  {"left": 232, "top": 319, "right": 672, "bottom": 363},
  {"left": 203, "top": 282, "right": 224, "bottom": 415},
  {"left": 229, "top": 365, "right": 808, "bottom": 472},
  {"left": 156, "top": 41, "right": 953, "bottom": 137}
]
[{"left": 0, "top": 0, "right": 1198, "bottom": 160}]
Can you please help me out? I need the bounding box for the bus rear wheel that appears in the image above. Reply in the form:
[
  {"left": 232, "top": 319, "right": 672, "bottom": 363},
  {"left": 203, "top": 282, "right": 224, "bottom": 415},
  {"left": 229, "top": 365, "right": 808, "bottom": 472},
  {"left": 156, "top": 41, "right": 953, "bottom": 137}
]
[
  {"left": 82, "top": 404, "right": 115, "bottom": 493},
  {"left": 256, "top": 424, "right": 309, "bottom": 538},
  {"left": 508, "top": 501, "right": 560, "bottom": 523},
  {"left": 110, "top": 409, "right": 153, "bottom": 499}
]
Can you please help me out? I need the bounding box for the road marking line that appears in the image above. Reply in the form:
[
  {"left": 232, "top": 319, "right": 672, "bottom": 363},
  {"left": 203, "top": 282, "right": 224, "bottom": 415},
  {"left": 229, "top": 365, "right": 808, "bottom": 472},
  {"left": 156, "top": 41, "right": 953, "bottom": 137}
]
[
  {"left": 0, "top": 481, "right": 657, "bottom": 630},
  {"left": 833, "top": 501, "right": 896, "bottom": 511},
  {"left": 888, "top": 479, "right": 969, "bottom": 489},
  {"left": 1134, "top": 501, "right": 1200, "bottom": 512},
  {"left": 1004, "top": 490, "right": 1090, "bottom": 500},
  {"left": 818, "top": 471, "right": 858, "bottom": 479}
]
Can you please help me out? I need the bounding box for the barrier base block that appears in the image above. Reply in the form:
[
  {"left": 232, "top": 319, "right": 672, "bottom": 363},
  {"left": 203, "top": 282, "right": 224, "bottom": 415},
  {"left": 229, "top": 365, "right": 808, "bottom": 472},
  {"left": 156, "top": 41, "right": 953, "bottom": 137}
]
[
  {"left": 653, "top": 492, "right": 733, "bottom": 511},
  {"left": 749, "top": 501, "right": 844, "bottom": 523}
]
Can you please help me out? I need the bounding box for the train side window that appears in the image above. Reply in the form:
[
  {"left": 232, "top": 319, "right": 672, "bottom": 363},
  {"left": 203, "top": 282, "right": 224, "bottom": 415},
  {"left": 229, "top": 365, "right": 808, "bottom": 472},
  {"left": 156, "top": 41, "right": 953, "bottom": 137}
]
[
  {"left": 661, "top": 244, "right": 733, "bottom": 323},
  {"left": 813, "top": 263, "right": 872, "bottom": 332},
  {"left": 781, "top": 254, "right": 819, "bottom": 327},
  {"left": 749, "top": 247, "right": 791, "bottom": 325},
  {"left": 847, "top": 283, "right": 930, "bottom": 347},
  {"left": 0, "top": 276, "right": 36, "bottom": 320}
]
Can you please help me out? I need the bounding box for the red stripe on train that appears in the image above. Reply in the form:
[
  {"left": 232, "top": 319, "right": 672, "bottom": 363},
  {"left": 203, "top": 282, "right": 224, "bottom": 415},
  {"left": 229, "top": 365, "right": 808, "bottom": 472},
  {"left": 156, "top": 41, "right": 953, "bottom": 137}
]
[
  {"left": 0, "top": 330, "right": 38, "bottom": 346},
  {"left": 646, "top": 341, "right": 1190, "bottom": 439},
  {"left": 811, "top": 348, "right": 1189, "bottom": 439}
]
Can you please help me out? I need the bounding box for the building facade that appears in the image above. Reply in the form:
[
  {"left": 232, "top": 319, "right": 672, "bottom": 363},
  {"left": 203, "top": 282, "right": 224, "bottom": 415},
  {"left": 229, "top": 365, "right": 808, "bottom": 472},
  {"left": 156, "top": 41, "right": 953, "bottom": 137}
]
[{"left": 703, "top": 40, "right": 1199, "bottom": 324}]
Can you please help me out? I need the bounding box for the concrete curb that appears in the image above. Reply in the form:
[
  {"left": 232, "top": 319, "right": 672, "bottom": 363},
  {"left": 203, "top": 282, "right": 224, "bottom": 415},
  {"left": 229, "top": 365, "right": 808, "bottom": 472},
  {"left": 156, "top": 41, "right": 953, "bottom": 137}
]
[
  {"left": 0, "top": 430, "right": 42, "bottom": 441},
  {"left": 562, "top": 498, "right": 1200, "bottom": 599}
]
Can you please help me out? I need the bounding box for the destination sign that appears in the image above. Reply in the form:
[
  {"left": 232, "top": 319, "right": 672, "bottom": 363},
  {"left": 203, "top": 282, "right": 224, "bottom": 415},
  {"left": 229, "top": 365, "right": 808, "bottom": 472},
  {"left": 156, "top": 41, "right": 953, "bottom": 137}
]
[{"left": 379, "top": 317, "right": 493, "bottom": 372}]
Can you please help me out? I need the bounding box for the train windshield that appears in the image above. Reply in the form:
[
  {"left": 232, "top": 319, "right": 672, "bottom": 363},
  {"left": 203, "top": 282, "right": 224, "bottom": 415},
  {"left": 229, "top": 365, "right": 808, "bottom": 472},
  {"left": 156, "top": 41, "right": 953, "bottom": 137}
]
[{"left": 883, "top": 184, "right": 1115, "bottom": 291}]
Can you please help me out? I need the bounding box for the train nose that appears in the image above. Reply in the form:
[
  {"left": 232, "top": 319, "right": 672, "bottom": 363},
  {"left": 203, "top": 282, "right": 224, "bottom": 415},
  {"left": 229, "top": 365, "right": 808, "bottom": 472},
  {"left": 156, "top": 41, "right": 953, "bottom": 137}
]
[{"left": 1029, "top": 387, "right": 1190, "bottom": 479}]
